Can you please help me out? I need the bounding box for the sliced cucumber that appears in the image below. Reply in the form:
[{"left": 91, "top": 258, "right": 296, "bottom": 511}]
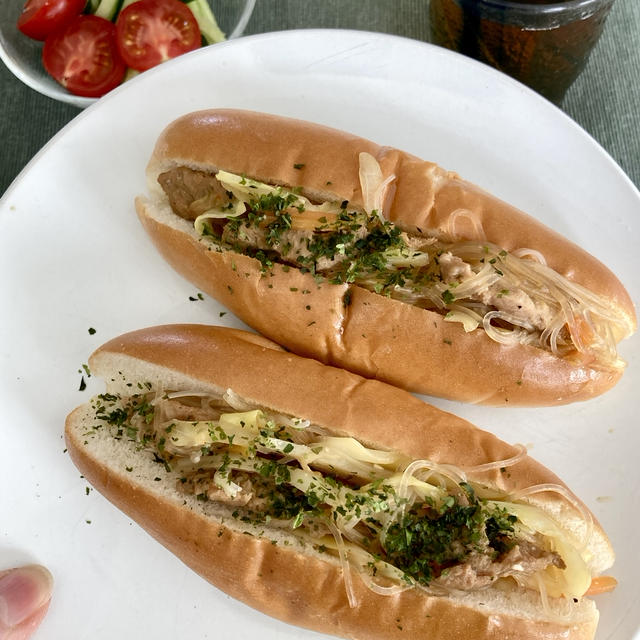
[
  {"left": 86, "top": 0, "right": 102, "bottom": 12},
  {"left": 119, "top": 0, "right": 139, "bottom": 10},
  {"left": 123, "top": 68, "right": 140, "bottom": 82},
  {"left": 186, "top": 0, "right": 226, "bottom": 44},
  {"left": 93, "top": 0, "right": 123, "bottom": 20}
]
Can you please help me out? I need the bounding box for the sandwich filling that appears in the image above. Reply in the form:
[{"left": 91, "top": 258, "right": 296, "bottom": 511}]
[
  {"left": 88, "top": 385, "right": 594, "bottom": 609},
  {"left": 155, "top": 155, "right": 630, "bottom": 370}
]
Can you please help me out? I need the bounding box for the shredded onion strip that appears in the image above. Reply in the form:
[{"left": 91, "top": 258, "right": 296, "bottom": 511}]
[
  {"left": 162, "top": 390, "right": 212, "bottom": 401},
  {"left": 327, "top": 519, "right": 358, "bottom": 608},
  {"left": 446, "top": 208, "right": 486, "bottom": 241},
  {"left": 510, "top": 483, "right": 594, "bottom": 552},
  {"left": 349, "top": 547, "right": 412, "bottom": 597},
  {"left": 444, "top": 304, "right": 483, "bottom": 332},
  {"left": 483, "top": 312, "right": 529, "bottom": 346},
  {"left": 151, "top": 383, "right": 166, "bottom": 435},
  {"left": 511, "top": 247, "right": 547, "bottom": 265},
  {"left": 358, "top": 152, "right": 393, "bottom": 223},
  {"left": 463, "top": 444, "right": 527, "bottom": 474},
  {"left": 531, "top": 573, "right": 576, "bottom": 623},
  {"left": 222, "top": 388, "right": 255, "bottom": 411}
]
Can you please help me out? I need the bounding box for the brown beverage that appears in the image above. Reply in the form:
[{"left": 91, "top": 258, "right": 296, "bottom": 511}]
[{"left": 429, "top": 0, "right": 615, "bottom": 103}]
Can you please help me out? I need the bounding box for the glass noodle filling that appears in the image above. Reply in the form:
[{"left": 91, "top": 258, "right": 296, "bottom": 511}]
[
  {"left": 157, "top": 154, "right": 627, "bottom": 369},
  {"left": 90, "top": 386, "right": 594, "bottom": 611}
]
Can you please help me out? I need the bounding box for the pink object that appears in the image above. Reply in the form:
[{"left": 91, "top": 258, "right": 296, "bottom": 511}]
[{"left": 0, "top": 566, "right": 53, "bottom": 640}]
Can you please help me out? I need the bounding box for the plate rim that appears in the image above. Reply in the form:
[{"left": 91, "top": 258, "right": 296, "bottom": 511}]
[{"left": 0, "top": 27, "right": 638, "bottom": 640}]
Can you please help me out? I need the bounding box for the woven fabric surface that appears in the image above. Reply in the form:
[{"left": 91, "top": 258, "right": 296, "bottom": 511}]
[{"left": 1, "top": 0, "right": 638, "bottom": 195}]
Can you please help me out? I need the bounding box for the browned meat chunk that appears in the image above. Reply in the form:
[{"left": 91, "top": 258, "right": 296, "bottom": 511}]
[
  {"left": 222, "top": 218, "right": 370, "bottom": 272},
  {"left": 158, "top": 166, "right": 232, "bottom": 221},
  {"left": 435, "top": 539, "right": 565, "bottom": 591}
]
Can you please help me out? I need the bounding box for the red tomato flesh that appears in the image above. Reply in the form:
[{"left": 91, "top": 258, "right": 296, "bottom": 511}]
[
  {"left": 116, "top": 0, "right": 201, "bottom": 72},
  {"left": 42, "top": 15, "right": 126, "bottom": 98},
  {"left": 17, "top": 0, "right": 87, "bottom": 41}
]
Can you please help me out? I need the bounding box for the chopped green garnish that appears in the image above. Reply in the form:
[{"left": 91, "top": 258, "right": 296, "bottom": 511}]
[{"left": 442, "top": 289, "right": 455, "bottom": 305}]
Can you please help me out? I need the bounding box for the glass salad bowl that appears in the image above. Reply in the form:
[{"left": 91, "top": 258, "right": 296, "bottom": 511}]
[{"left": 0, "top": 0, "right": 256, "bottom": 108}]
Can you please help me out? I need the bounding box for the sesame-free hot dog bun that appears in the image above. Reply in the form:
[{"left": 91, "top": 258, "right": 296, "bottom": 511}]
[
  {"left": 136, "top": 109, "right": 636, "bottom": 405},
  {"left": 65, "top": 325, "right": 614, "bottom": 640}
]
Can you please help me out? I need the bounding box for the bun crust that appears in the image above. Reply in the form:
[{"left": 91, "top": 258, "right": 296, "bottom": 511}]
[
  {"left": 138, "top": 109, "right": 635, "bottom": 406},
  {"left": 66, "top": 325, "right": 610, "bottom": 640}
]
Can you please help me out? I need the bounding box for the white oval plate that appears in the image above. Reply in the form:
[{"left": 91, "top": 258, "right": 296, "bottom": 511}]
[{"left": 1, "top": 30, "right": 638, "bottom": 640}]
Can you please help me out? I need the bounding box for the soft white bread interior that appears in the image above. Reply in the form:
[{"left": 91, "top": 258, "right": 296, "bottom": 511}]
[{"left": 65, "top": 325, "right": 613, "bottom": 640}]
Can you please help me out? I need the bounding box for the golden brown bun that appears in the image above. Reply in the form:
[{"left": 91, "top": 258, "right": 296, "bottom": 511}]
[
  {"left": 138, "top": 110, "right": 635, "bottom": 407},
  {"left": 65, "top": 325, "right": 611, "bottom": 640},
  {"left": 140, "top": 109, "right": 636, "bottom": 406},
  {"left": 145, "top": 109, "right": 636, "bottom": 334}
]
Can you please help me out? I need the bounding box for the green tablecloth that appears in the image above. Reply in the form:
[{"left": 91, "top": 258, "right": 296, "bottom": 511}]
[{"left": 1, "top": 0, "right": 639, "bottom": 195}]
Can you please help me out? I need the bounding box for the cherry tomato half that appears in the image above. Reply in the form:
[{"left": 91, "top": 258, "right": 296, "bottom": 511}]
[
  {"left": 115, "top": 0, "right": 201, "bottom": 72},
  {"left": 17, "top": 0, "right": 87, "bottom": 41},
  {"left": 42, "top": 15, "right": 126, "bottom": 98}
]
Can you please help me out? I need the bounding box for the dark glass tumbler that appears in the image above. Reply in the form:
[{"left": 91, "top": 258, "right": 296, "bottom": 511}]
[{"left": 429, "top": 0, "right": 616, "bottom": 103}]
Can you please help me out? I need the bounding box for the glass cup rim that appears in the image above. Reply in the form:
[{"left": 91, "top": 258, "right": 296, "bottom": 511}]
[{"left": 456, "top": 0, "right": 615, "bottom": 14}]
